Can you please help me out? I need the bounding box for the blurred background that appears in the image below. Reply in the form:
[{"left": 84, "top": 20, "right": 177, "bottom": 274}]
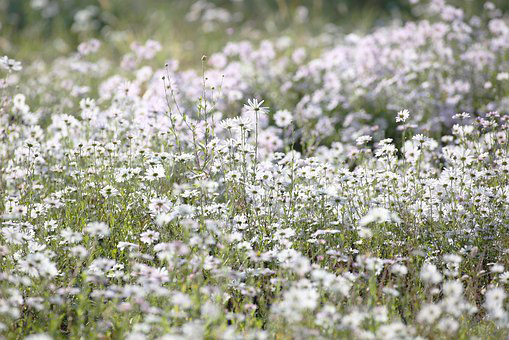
[{"left": 2, "top": 0, "right": 509, "bottom": 64}]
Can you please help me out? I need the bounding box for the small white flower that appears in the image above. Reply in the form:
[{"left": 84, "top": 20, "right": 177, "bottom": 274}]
[
  {"left": 390, "top": 263, "right": 408, "bottom": 276},
  {"left": 84, "top": 222, "right": 110, "bottom": 238},
  {"left": 490, "top": 263, "right": 505, "bottom": 273},
  {"left": 144, "top": 165, "right": 165, "bottom": 181},
  {"left": 100, "top": 185, "right": 119, "bottom": 198},
  {"left": 497, "top": 72, "right": 509, "bottom": 81},
  {"left": 420, "top": 263, "right": 442, "bottom": 285},
  {"left": 359, "top": 207, "right": 400, "bottom": 226},
  {"left": 499, "top": 272, "right": 509, "bottom": 283},
  {"left": 356, "top": 135, "right": 372, "bottom": 146},
  {"left": 0, "top": 56, "right": 22, "bottom": 71},
  {"left": 274, "top": 109, "right": 293, "bottom": 128},
  {"left": 417, "top": 304, "right": 441, "bottom": 324},
  {"left": 396, "top": 109, "right": 410, "bottom": 123},
  {"left": 358, "top": 226, "right": 373, "bottom": 239},
  {"left": 140, "top": 230, "right": 160, "bottom": 244},
  {"left": 244, "top": 98, "right": 269, "bottom": 115}
]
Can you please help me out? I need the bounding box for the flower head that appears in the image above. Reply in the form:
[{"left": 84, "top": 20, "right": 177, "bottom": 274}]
[
  {"left": 396, "top": 109, "right": 410, "bottom": 123},
  {"left": 244, "top": 99, "right": 268, "bottom": 115}
]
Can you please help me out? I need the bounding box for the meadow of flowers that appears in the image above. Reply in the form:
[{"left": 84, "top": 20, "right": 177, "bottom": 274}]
[{"left": 1, "top": 0, "right": 509, "bottom": 339}]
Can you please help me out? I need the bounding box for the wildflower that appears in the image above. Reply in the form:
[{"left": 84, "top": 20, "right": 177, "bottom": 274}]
[
  {"left": 155, "top": 213, "right": 177, "bottom": 226},
  {"left": 490, "top": 263, "right": 505, "bottom": 273},
  {"left": 24, "top": 334, "right": 53, "bottom": 340},
  {"left": 438, "top": 317, "right": 459, "bottom": 334},
  {"left": 115, "top": 168, "right": 135, "bottom": 183},
  {"left": 100, "top": 185, "right": 119, "bottom": 198},
  {"left": 485, "top": 287, "right": 507, "bottom": 310},
  {"left": 273, "top": 283, "right": 319, "bottom": 322},
  {"left": 359, "top": 256, "right": 385, "bottom": 275},
  {"left": 289, "top": 255, "right": 311, "bottom": 276},
  {"left": 117, "top": 242, "right": 139, "bottom": 251},
  {"left": 452, "top": 112, "right": 470, "bottom": 120},
  {"left": 274, "top": 109, "right": 293, "bottom": 128},
  {"left": 246, "top": 185, "right": 265, "bottom": 198},
  {"left": 341, "top": 310, "right": 368, "bottom": 330},
  {"left": 412, "top": 134, "right": 428, "bottom": 144},
  {"left": 417, "top": 304, "right": 441, "bottom": 324},
  {"left": 144, "top": 165, "right": 165, "bottom": 181},
  {"left": 396, "top": 109, "right": 410, "bottom": 123},
  {"left": 148, "top": 198, "right": 172, "bottom": 214},
  {"left": 60, "top": 228, "right": 83, "bottom": 244},
  {"left": 1, "top": 226, "right": 24, "bottom": 245},
  {"left": 219, "top": 118, "right": 236, "bottom": 130},
  {"left": 172, "top": 292, "right": 192, "bottom": 309},
  {"left": 70, "top": 245, "right": 88, "bottom": 259},
  {"left": 78, "top": 39, "right": 101, "bottom": 55},
  {"left": 497, "top": 72, "right": 509, "bottom": 81},
  {"left": 358, "top": 226, "right": 373, "bottom": 239},
  {"left": 0, "top": 56, "right": 22, "bottom": 71},
  {"left": 356, "top": 135, "right": 372, "bottom": 146},
  {"left": 443, "top": 281, "right": 463, "bottom": 298},
  {"left": 84, "top": 222, "right": 110, "bottom": 238},
  {"left": 499, "top": 272, "right": 509, "bottom": 283},
  {"left": 201, "top": 301, "right": 221, "bottom": 320},
  {"left": 375, "top": 143, "right": 397, "bottom": 158},
  {"left": 140, "top": 230, "right": 160, "bottom": 244},
  {"left": 420, "top": 263, "right": 443, "bottom": 285},
  {"left": 244, "top": 99, "right": 269, "bottom": 115},
  {"left": 383, "top": 287, "right": 400, "bottom": 297},
  {"left": 231, "top": 116, "right": 254, "bottom": 131},
  {"left": 18, "top": 253, "right": 58, "bottom": 278},
  {"left": 390, "top": 263, "right": 408, "bottom": 276},
  {"left": 359, "top": 207, "right": 400, "bottom": 226}
]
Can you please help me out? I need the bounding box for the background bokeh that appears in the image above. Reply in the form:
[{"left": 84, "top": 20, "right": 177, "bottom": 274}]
[{"left": 2, "top": 0, "right": 508, "bottom": 63}]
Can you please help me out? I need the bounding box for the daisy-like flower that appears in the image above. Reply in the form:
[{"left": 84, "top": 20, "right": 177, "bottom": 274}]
[
  {"left": 244, "top": 99, "right": 269, "bottom": 115},
  {"left": 246, "top": 184, "right": 265, "bottom": 198},
  {"left": 70, "top": 245, "right": 88, "bottom": 259},
  {"left": 148, "top": 198, "right": 172, "bottom": 214},
  {"left": 485, "top": 287, "right": 506, "bottom": 309},
  {"left": 417, "top": 304, "right": 442, "bottom": 324},
  {"left": 0, "top": 56, "right": 22, "bottom": 71},
  {"left": 490, "top": 263, "right": 504, "bottom": 273},
  {"left": 84, "top": 222, "right": 110, "bottom": 238},
  {"left": 499, "top": 272, "right": 509, "bottom": 284},
  {"left": 396, "top": 109, "right": 410, "bottom": 123},
  {"left": 231, "top": 116, "right": 254, "bottom": 131},
  {"left": 144, "top": 165, "right": 165, "bottom": 181},
  {"left": 359, "top": 207, "right": 400, "bottom": 226},
  {"left": 60, "top": 228, "right": 83, "bottom": 244},
  {"left": 412, "top": 134, "right": 429, "bottom": 144},
  {"left": 100, "top": 185, "right": 119, "bottom": 198},
  {"left": 452, "top": 112, "right": 471, "bottom": 120},
  {"left": 356, "top": 135, "right": 372, "bottom": 146},
  {"left": 118, "top": 242, "right": 139, "bottom": 251},
  {"left": 1, "top": 226, "right": 24, "bottom": 245},
  {"left": 390, "top": 263, "right": 408, "bottom": 276},
  {"left": 18, "top": 253, "right": 58, "bottom": 278},
  {"left": 140, "top": 230, "right": 160, "bottom": 244},
  {"left": 437, "top": 317, "right": 459, "bottom": 334},
  {"left": 115, "top": 168, "right": 135, "bottom": 183},
  {"left": 219, "top": 118, "right": 236, "bottom": 130},
  {"left": 420, "top": 263, "right": 442, "bottom": 285},
  {"left": 274, "top": 109, "right": 293, "bottom": 128},
  {"left": 78, "top": 39, "right": 101, "bottom": 55}
]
